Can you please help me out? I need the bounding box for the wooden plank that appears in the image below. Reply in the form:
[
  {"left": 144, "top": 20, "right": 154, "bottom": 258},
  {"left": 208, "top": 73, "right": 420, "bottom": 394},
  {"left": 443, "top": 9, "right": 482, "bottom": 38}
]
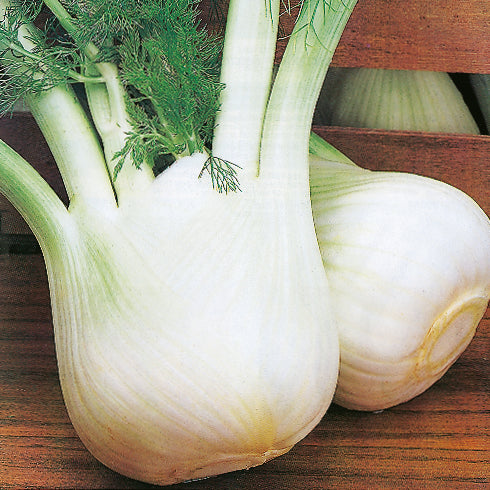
[
  {"left": 0, "top": 253, "right": 488, "bottom": 488},
  {"left": 0, "top": 196, "right": 31, "bottom": 235},
  {"left": 314, "top": 0, "right": 490, "bottom": 73}
]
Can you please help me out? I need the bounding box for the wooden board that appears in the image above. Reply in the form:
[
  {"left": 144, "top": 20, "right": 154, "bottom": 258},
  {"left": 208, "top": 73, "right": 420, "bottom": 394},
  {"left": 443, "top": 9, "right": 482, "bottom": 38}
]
[{"left": 0, "top": 254, "right": 488, "bottom": 488}]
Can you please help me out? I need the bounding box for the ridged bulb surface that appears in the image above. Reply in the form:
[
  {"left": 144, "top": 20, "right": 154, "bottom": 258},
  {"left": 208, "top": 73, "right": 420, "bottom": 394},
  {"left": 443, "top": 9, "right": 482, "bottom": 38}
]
[
  {"left": 310, "top": 158, "right": 490, "bottom": 411},
  {"left": 314, "top": 67, "right": 480, "bottom": 134},
  {"left": 42, "top": 154, "right": 339, "bottom": 485}
]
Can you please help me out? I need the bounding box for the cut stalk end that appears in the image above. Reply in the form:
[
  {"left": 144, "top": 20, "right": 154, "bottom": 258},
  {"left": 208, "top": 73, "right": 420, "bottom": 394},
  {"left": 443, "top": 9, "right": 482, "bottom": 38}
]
[{"left": 417, "top": 293, "right": 489, "bottom": 378}]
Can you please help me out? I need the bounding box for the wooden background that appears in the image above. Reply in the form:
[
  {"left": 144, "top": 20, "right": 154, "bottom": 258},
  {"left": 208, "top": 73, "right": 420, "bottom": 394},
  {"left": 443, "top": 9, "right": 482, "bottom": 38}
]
[{"left": 1, "top": 0, "right": 489, "bottom": 488}]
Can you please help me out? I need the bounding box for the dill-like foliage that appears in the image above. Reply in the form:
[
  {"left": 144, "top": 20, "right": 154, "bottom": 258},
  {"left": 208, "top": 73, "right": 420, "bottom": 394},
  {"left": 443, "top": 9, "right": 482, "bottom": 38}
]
[
  {"left": 0, "top": 1, "right": 89, "bottom": 114},
  {"left": 199, "top": 156, "right": 241, "bottom": 194},
  {"left": 116, "top": 1, "right": 223, "bottom": 164},
  {"left": 55, "top": 0, "right": 225, "bottom": 169},
  {"left": 1, "top": 1, "right": 224, "bottom": 178}
]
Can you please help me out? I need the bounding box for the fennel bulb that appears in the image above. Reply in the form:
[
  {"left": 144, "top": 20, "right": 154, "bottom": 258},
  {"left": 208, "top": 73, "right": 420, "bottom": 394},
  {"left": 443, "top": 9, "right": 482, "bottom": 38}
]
[
  {"left": 309, "top": 135, "right": 490, "bottom": 411},
  {"left": 0, "top": 0, "right": 359, "bottom": 484},
  {"left": 33, "top": 150, "right": 337, "bottom": 484},
  {"left": 315, "top": 67, "right": 480, "bottom": 134}
]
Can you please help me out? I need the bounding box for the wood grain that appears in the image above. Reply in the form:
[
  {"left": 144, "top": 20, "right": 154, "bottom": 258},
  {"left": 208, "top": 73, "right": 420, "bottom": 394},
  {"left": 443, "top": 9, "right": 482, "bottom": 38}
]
[
  {"left": 313, "top": 0, "right": 489, "bottom": 73},
  {"left": 0, "top": 254, "right": 488, "bottom": 489}
]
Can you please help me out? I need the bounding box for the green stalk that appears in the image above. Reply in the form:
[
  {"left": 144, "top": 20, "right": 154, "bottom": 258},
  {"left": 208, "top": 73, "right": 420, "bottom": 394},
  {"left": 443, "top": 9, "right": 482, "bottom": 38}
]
[
  {"left": 83, "top": 64, "right": 155, "bottom": 201},
  {"left": 309, "top": 132, "right": 357, "bottom": 166},
  {"left": 212, "top": 0, "right": 280, "bottom": 180},
  {"left": 0, "top": 2, "right": 116, "bottom": 208},
  {"left": 27, "top": 86, "right": 117, "bottom": 210},
  {"left": 42, "top": 0, "right": 155, "bottom": 201},
  {"left": 0, "top": 139, "right": 69, "bottom": 251},
  {"left": 260, "top": 0, "right": 358, "bottom": 186},
  {"left": 6, "top": 41, "right": 104, "bottom": 84}
]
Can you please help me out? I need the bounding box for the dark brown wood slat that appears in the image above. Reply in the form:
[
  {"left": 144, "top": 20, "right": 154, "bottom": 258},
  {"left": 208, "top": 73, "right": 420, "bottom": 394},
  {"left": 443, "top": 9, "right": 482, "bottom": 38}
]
[{"left": 330, "top": 0, "right": 490, "bottom": 73}]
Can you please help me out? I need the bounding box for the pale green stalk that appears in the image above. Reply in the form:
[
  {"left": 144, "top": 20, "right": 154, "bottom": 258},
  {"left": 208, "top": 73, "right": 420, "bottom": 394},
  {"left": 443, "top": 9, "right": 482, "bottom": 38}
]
[
  {"left": 26, "top": 86, "right": 117, "bottom": 210},
  {"left": 260, "top": 0, "right": 358, "bottom": 188},
  {"left": 0, "top": 139, "right": 69, "bottom": 252},
  {"left": 309, "top": 132, "right": 357, "bottom": 166},
  {"left": 83, "top": 64, "right": 155, "bottom": 201},
  {"left": 212, "top": 0, "right": 280, "bottom": 179},
  {"left": 0, "top": 5, "right": 117, "bottom": 209},
  {"left": 43, "top": 0, "right": 155, "bottom": 201}
]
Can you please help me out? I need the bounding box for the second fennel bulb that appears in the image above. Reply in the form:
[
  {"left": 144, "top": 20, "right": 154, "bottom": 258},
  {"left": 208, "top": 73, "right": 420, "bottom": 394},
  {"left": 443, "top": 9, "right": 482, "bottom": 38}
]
[{"left": 309, "top": 136, "right": 490, "bottom": 411}]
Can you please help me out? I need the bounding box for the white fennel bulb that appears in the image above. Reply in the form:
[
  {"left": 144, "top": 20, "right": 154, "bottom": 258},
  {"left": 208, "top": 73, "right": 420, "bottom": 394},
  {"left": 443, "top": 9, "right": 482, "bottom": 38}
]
[
  {"left": 315, "top": 67, "right": 480, "bottom": 134},
  {"left": 38, "top": 152, "right": 336, "bottom": 484},
  {"left": 309, "top": 135, "right": 490, "bottom": 411},
  {"left": 0, "top": 0, "right": 360, "bottom": 484}
]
